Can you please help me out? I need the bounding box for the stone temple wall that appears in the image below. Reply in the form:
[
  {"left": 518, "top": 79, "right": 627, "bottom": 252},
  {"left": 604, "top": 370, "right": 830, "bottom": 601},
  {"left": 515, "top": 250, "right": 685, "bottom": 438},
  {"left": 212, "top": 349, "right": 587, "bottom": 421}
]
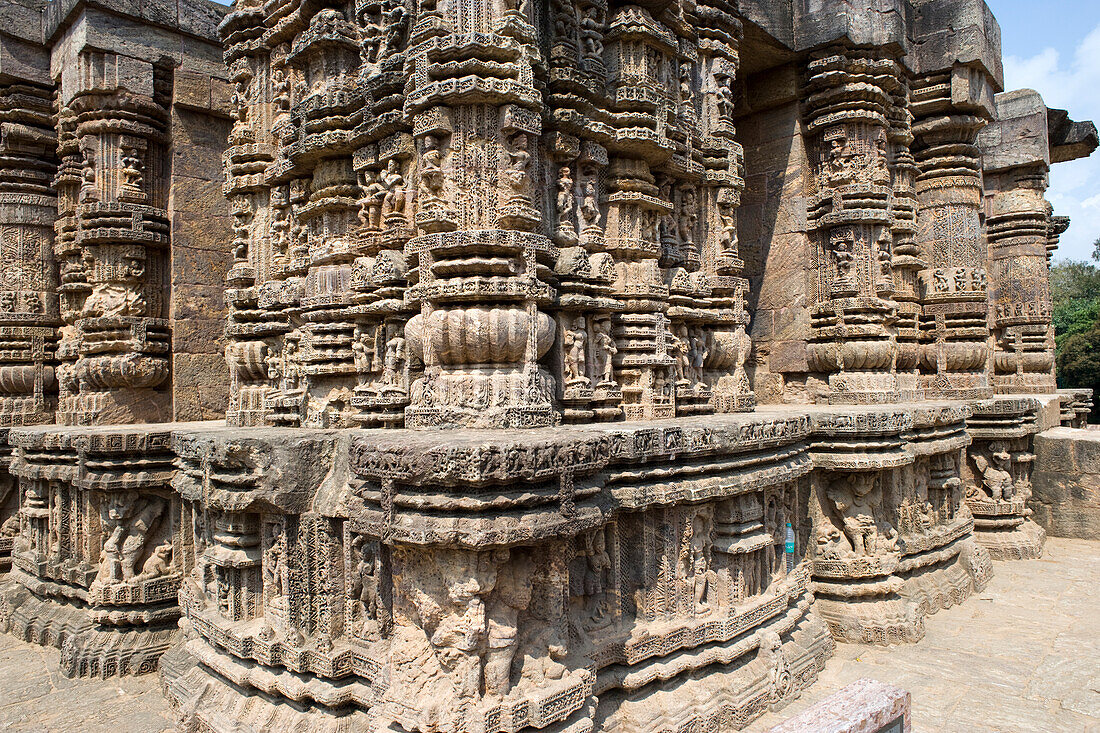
[
  {"left": 0, "top": 0, "right": 1097, "bottom": 732},
  {"left": 0, "top": 0, "right": 232, "bottom": 665}
]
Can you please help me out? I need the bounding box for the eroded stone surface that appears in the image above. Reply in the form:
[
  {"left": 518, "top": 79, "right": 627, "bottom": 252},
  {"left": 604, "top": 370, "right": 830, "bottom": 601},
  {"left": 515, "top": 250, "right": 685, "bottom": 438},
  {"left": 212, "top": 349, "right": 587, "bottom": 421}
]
[
  {"left": 0, "top": 0, "right": 1097, "bottom": 731},
  {"left": 1033, "top": 427, "right": 1100, "bottom": 540}
]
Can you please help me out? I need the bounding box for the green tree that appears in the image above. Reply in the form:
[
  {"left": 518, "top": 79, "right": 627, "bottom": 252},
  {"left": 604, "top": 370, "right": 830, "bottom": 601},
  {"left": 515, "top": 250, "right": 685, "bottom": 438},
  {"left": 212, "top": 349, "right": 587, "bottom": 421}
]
[{"left": 1051, "top": 259, "right": 1100, "bottom": 414}]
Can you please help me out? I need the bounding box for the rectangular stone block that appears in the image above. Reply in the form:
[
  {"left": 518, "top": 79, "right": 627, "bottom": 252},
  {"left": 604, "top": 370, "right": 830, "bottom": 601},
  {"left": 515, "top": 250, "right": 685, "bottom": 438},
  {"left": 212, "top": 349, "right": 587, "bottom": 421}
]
[
  {"left": 767, "top": 678, "right": 911, "bottom": 733},
  {"left": 1032, "top": 428, "right": 1100, "bottom": 540}
]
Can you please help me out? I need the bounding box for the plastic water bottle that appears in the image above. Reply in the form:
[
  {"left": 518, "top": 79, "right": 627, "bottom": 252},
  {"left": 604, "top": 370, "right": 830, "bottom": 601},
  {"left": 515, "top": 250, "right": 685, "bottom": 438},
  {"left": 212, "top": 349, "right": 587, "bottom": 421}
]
[{"left": 785, "top": 522, "right": 795, "bottom": 572}]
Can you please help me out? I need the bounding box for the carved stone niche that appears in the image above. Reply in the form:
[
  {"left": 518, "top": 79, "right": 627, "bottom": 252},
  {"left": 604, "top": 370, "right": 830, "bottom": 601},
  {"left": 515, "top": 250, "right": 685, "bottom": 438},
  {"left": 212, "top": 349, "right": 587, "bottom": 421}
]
[
  {"left": 0, "top": 424, "right": 181, "bottom": 678},
  {"left": 810, "top": 468, "right": 914, "bottom": 644},
  {"left": 963, "top": 397, "right": 1046, "bottom": 560}
]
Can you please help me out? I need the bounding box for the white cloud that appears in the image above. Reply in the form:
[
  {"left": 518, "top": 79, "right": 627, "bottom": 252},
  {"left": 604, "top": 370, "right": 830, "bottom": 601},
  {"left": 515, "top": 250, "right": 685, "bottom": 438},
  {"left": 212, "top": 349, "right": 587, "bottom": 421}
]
[{"left": 1004, "top": 25, "right": 1100, "bottom": 262}]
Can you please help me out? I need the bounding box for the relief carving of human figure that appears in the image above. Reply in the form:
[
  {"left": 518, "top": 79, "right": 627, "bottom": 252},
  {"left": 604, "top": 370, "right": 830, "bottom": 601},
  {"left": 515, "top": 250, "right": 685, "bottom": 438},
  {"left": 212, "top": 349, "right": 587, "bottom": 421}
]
[
  {"left": 263, "top": 527, "right": 286, "bottom": 602},
  {"left": 484, "top": 550, "right": 533, "bottom": 700},
  {"left": 96, "top": 492, "right": 166, "bottom": 585},
  {"left": 582, "top": 528, "right": 613, "bottom": 627},
  {"left": 580, "top": 175, "right": 600, "bottom": 234},
  {"left": 717, "top": 199, "right": 737, "bottom": 255},
  {"left": 119, "top": 145, "right": 143, "bottom": 199},
  {"left": 684, "top": 511, "right": 713, "bottom": 615},
  {"left": 352, "top": 328, "right": 373, "bottom": 375},
  {"left": 563, "top": 317, "right": 588, "bottom": 385},
  {"left": 594, "top": 319, "right": 616, "bottom": 384},
  {"left": 825, "top": 474, "right": 896, "bottom": 558},
  {"left": 678, "top": 188, "right": 697, "bottom": 249},
  {"left": 556, "top": 166, "right": 577, "bottom": 240},
  {"left": 419, "top": 135, "right": 445, "bottom": 207},
  {"left": 351, "top": 538, "right": 390, "bottom": 640},
  {"left": 379, "top": 0, "right": 409, "bottom": 59},
  {"left": 672, "top": 326, "right": 690, "bottom": 385},
  {"left": 689, "top": 330, "right": 708, "bottom": 387},
  {"left": 504, "top": 132, "right": 531, "bottom": 203},
  {"left": 362, "top": 169, "right": 386, "bottom": 230},
  {"left": 383, "top": 334, "right": 406, "bottom": 388},
  {"left": 579, "top": 6, "right": 603, "bottom": 60},
  {"left": 79, "top": 144, "right": 98, "bottom": 203},
  {"left": 831, "top": 230, "right": 854, "bottom": 279},
  {"left": 380, "top": 158, "right": 407, "bottom": 221},
  {"left": 713, "top": 72, "right": 734, "bottom": 120},
  {"left": 877, "top": 234, "right": 893, "bottom": 279},
  {"left": 824, "top": 130, "right": 851, "bottom": 184}
]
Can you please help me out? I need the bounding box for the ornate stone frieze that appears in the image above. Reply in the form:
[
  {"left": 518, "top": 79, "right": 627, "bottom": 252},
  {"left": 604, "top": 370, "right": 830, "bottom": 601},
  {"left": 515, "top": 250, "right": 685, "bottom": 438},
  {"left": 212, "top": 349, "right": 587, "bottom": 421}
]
[
  {"left": 806, "top": 402, "right": 989, "bottom": 643},
  {"left": 162, "top": 415, "right": 831, "bottom": 733},
  {"left": 0, "top": 424, "right": 183, "bottom": 677}
]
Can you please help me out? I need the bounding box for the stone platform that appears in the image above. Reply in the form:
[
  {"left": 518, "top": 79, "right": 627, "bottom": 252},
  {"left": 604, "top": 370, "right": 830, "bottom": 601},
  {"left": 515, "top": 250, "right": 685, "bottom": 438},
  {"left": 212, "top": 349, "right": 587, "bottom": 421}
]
[
  {"left": 1033, "top": 427, "right": 1100, "bottom": 540},
  {"left": 4, "top": 538, "right": 1097, "bottom": 732}
]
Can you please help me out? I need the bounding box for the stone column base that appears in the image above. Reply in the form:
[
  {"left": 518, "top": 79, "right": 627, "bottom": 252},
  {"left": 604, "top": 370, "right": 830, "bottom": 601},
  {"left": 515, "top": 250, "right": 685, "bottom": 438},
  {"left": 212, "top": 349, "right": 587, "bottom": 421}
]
[
  {"left": 0, "top": 573, "right": 177, "bottom": 678},
  {"left": 973, "top": 519, "right": 1046, "bottom": 560},
  {"left": 812, "top": 536, "right": 992, "bottom": 645}
]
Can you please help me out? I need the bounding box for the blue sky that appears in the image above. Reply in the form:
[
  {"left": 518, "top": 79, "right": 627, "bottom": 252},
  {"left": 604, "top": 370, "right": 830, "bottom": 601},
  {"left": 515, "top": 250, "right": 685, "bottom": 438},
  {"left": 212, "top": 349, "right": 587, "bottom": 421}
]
[
  {"left": 992, "top": 0, "right": 1100, "bottom": 263},
  {"left": 206, "top": 0, "right": 1099, "bottom": 261}
]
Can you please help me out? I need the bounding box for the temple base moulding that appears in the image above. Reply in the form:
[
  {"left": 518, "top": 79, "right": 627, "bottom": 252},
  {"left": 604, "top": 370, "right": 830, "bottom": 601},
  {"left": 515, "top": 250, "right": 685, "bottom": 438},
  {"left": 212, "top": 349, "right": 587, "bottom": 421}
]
[{"left": 0, "top": 572, "right": 177, "bottom": 678}]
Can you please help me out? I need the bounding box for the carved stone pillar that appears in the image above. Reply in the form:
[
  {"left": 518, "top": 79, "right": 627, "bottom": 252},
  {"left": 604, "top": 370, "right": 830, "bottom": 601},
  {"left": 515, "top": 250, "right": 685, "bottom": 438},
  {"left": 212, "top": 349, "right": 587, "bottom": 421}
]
[
  {"left": 222, "top": 5, "right": 279, "bottom": 428},
  {"left": 986, "top": 168, "right": 1055, "bottom": 395},
  {"left": 804, "top": 49, "right": 902, "bottom": 404},
  {"left": 0, "top": 76, "right": 58, "bottom": 570},
  {"left": 56, "top": 55, "right": 173, "bottom": 426},
  {"left": 912, "top": 66, "right": 995, "bottom": 400},
  {"left": 402, "top": 0, "right": 556, "bottom": 429},
  {"left": 0, "top": 81, "right": 58, "bottom": 430},
  {"left": 979, "top": 89, "right": 1099, "bottom": 395}
]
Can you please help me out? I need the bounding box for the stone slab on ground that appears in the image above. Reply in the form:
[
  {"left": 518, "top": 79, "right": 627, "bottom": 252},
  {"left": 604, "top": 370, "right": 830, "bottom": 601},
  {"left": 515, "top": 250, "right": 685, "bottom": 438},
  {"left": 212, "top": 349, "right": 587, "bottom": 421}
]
[
  {"left": 766, "top": 678, "right": 911, "bottom": 732},
  {"left": 1, "top": 538, "right": 1098, "bottom": 732},
  {"left": 1033, "top": 427, "right": 1100, "bottom": 539}
]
